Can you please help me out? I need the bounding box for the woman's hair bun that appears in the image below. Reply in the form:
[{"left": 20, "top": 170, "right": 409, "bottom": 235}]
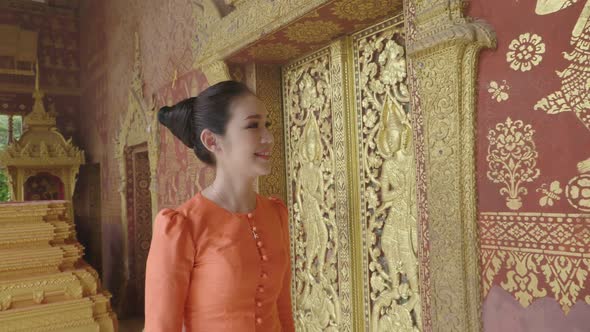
[{"left": 157, "top": 97, "right": 197, "bottom": 148}]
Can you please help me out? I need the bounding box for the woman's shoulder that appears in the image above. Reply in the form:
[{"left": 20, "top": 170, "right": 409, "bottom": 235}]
[
  {"left": 267, "top": 195, "right": 287, "bottom": 209},
  {"left": 155, "top": 194, "right": 210, "bottom": 229},
  {"left": 261, "top": 195, "right": 288, "bottom": 222}
]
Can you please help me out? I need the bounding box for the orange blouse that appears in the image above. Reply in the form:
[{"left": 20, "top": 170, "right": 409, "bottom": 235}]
[{"left": 144, "top": 193, "right": 295, "bottom": 332}]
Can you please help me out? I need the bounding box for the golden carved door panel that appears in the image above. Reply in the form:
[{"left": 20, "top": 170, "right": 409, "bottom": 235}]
[
  {"left": 282, "top": 16, "right": 419, "bottom": 331},
  {"left": 283, "top": 41, "right": 355, "bottom": 331},
  {"left": 351, "top": 18, "right": 421, "bottom": 331}
]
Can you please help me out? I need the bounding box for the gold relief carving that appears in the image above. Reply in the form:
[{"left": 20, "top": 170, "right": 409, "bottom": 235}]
[
  {"left": 332, "top": 0, "right": 401, "bottom": 21},
  {"left": 506, "top": 33, "right": 546, "bottom": 72},
  {"left": 285, "top": 21, "right": 343, "bottom": 44},
  {"left": 284, "top": 50, "right": 341, "bottom": 331},
  {"left": 486, "top": 117, "right": 540, "bottom": 210},
  {"left": 487, "top": 80, "right": 510, "bottom": 102},
  {"left": 351, "top": 18, "right": 421, "bottom": 331},
  {"left": 480, "top": 212, "right": 590, "bottom": 313},
  {"left": 407, "top": 0, "right": 495, "bottom": 330},
  {"left": 284, "top": 40, "right": 355, "bottom": 331}
]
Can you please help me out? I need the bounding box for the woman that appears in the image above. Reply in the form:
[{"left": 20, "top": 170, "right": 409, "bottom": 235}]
[{"left": 145, "top": 81, "right": 295, "bottom": 332}]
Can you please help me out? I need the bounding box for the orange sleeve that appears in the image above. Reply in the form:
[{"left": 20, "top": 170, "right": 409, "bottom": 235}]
[
  {"left": 273, "top": 198, "right": 296, "bottom": 332},
  {"left": 144, "top": 209, "right": 195, "bottom": 332}
]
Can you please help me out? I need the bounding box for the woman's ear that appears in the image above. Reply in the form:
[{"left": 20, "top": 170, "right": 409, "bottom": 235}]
[{"left": 200, "top": 129, "right": 219, "bottom": 153}]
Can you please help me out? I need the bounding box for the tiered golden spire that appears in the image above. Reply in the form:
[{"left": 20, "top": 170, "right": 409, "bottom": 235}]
[{"left": 25, "top": 62, "right": 56, "bottom": 128}]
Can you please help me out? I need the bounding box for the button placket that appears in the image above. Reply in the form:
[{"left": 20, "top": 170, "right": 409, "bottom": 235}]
[{"left": 247, "top": 212, "right": 268, "bottom": 327}]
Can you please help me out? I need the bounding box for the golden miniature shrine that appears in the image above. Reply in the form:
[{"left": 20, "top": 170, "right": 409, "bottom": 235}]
[{"left": 0, "top": 66, "right": 84, "bottom": 202}]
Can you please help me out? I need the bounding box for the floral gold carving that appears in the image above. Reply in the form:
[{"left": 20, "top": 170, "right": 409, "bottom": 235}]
[
  {"left": 486, "top": 117, "right": 541, "bottom": 210},
  {"left": 406, "top": 1, "right": 495, "bottom": 330}
]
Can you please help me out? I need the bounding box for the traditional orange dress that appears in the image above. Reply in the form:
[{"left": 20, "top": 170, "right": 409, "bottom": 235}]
[{"left": 144, "top": 193, "right": 295, "bottom": 332}]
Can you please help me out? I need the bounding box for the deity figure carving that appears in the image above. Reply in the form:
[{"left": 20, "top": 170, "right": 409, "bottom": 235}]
[
  {"left": 373, "top": 97, "right": 420, "bottom": 331},
  {"left": 296, "top": 115, "right": 329, "bottom": 279}
]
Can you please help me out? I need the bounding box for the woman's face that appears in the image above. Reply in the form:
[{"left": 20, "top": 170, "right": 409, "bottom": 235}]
[{"left": 216, "top": 94, "right": 274, "bottom": 177}]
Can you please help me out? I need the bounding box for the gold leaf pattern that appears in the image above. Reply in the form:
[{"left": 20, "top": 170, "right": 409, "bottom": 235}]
[
  {"left": 247, "top": 43, "right": 300, "bottom": 62},
  {"left": 285, "top": 21, "right": 343, "bottom": 44},
  {"left": 487, "top": 80, "right": 510, "bottom": 102},
  {"left": 506, "top": 33, "right": 546, "bottom": 72},
  {"left": 487, "top": 117, "right": 541, "bottom": 210},
  {"left": 481, "top": 212, "right": 590, "bottom": 313},
  {"left": 331, "top": 0, "right": 398, "bottom": 21}
]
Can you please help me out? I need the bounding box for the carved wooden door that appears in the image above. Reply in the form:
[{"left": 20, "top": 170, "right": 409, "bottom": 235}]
[{"left": 282, "top": 17, "right": 421, "bottom": 332}]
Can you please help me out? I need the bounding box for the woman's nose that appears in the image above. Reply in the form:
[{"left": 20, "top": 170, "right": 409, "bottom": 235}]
[{"left": 261, "top": 127, "right": 274, "bottom": 145}]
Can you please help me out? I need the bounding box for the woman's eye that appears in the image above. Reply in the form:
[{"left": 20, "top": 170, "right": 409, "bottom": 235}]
[{"left": 247, "top": 123, "right": 259, "bottom": 129}]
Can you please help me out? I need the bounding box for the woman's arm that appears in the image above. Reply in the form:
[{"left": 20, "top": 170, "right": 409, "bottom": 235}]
[{"left": 144, "top": 209, "right": 195, "bottom": 332}]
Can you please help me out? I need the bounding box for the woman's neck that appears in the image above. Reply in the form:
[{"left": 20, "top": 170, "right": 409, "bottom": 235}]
[{"left": 202, "top": 169, "right": 257, "bottom": 213}]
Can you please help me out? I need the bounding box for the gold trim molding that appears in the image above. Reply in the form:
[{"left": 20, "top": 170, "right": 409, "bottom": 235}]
[
  {"left": 406, "top": 0, "right": 495, "bottom": 331},
  {"left": 201, "top": 60, "right": 232, "bottom": 85},
  {"left": 193, "top": 0, "right": 332, "bottom": 67},
  {"left": 114, "top": 33, "right": 160, "bottom": 292}
]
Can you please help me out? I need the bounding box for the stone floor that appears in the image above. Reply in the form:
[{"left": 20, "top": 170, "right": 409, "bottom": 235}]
[{"left": 118, "top": 317, "right": 145, "bottom": 332}]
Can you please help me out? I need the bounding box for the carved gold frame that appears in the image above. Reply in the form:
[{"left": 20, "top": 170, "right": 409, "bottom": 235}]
[
  {"left": 194, "top": 1, "right": 495, "bottom": 331},
  {"left": 114, "top": 33, "right": 160, "bottom": 296}
]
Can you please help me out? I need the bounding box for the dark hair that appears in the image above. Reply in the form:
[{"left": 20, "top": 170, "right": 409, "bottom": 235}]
[{"left": 157, "top": 80, "right": 253, "bottom": 165}]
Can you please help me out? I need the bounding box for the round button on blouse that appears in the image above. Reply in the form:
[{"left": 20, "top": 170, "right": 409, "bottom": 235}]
[
  {"left": 256, "top": 301, "right": 262, "bottom": 308},
  {"left": 262, "top": 255, "right": 269, "bottom": 261},
  {"left": 256, "top": 241, "right": 263, "bottom": 248},
  {"left": 247, "top": 213, "right": 254, "bottom": 219},
  {"left": 256, "top": 317, "right": 263, "bottom": 325},
  {"left": 261, "top": 273, "right": 268, "bottom": 279}
]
